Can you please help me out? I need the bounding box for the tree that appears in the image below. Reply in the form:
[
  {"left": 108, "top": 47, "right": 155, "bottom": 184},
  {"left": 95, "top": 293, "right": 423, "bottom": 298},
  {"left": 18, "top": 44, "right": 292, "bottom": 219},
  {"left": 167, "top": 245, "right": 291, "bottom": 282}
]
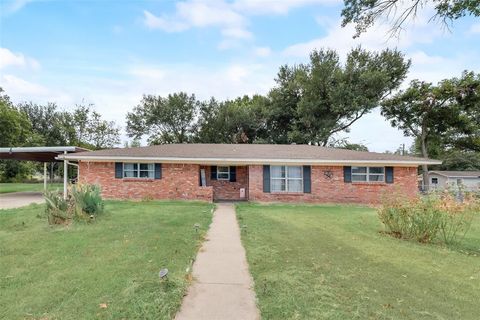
[
  {"left": 86, "top": 111, "right": 120, "bottom": 149},
  {"left": 18, "top": 102, "right": 120, "bottom": 150},
  {"left": 407, "top": 72, "right": 480, "bottom": 163},
  {"left": 195, "top": 95, "right": 268, "bottom": 143},
  {"left": 124, "top": 138, "right": 141, "bottom": 148},
  {"left": 266, "top": 47, "right": 410, "bottom": 146},
  {"left": 126, "top": 92, "right": 199, "bottom": 144},
  {"left": 0, "top": 89, "right": 39, "bottom": 182},
  {"left": 382, "top": 80, "right": 459, "bottom": 185},
  {"left": 440, "top": 150, "right": 480, "bottom": 170},
  {"left": 17, "top": 102, "right": 68, "bottom": 146},
  {"left": 329, "top": 139, "right": 370, "bottom": 152},
  {"left": 0, "top": 88, "right": 34, "bottom": 147},
  {"left": 342, "top": 0, "right": 480, "bottom": 38},
  {"left": 438, "top": 72, "right": 480, "bottom": 152}
]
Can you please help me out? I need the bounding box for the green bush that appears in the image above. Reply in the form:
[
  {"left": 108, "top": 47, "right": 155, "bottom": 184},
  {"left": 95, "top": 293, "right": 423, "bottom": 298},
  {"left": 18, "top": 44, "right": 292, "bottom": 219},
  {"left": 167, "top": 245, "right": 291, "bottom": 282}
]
[
  {"left": 71, "top": 184, "right": 104, "bottom": 220},
  {"left": 44, "top": 184, "right": 104, "bottom": 224},
  {"left": 378, "top": 191, "right": 478, "bottom": 244},
  {"left": 44, "top": 190, "right": 71, "bottom": 225}
]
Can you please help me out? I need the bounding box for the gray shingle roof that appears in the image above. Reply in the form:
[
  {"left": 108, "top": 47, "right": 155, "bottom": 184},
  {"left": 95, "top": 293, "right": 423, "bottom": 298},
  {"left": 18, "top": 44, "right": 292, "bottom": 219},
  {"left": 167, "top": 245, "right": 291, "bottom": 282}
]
[
  {"left": 429, "top": 171, "right": 480, "bottom": 178},
  {"left": 61, "top": 144, "right": 440, "bottom": 165}
]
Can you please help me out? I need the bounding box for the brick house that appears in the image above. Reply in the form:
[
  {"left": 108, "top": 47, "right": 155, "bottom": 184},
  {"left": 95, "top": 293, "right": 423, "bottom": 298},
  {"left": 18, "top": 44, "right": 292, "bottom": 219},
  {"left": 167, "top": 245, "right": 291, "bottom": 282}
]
[{"left": 60, "top": 144, "right": 441, "bottom": 204}]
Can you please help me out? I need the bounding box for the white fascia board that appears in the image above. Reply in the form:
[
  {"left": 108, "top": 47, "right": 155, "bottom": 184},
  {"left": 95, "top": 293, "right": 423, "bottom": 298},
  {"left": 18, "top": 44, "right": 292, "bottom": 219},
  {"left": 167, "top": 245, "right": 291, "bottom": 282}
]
[{"left": 57, "top": 155, "right": 442, "bottom": 166}]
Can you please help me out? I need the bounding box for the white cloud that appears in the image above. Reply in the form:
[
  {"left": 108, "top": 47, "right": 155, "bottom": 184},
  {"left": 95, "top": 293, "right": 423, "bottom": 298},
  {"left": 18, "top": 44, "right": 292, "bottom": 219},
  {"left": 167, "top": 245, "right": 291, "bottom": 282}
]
[
  {"left": 129, "top": 66, "right": 166, "bottom": 80},
  {"left": 283, "top": 3, "right": 446, "bottom": 59},
  {"left": 253, "top": 46, "right": 272, "bottom": 57},
  {"left": 0, "top": 48, "right": 40, "bottom": 70},
  {"left": 143, "top": 10, "right": 188, "bottom": 32},
  {"left": 1, "top": 74, "right": 48, "bottom": 95},
  {"left": 408, "top": 51, "right": 446, "bottom": 65},
  {"left": 2, "top": 61, "right": 276, "bottom": 139},
  {"left": 143, "top": 1, "right": 246, "bottom": 32},
  {"left": 221, "top": 27, "right": 253, "bottom": 39},
  {"left": 336, "top": 107, "right": 413, "bottom": 152},
  {"left": 125, "top": 62, "right": 274, "bottom": 100},
  {"left": 143, "top": 1, "right": 252, "bottom": 48},
  {"left": 0, "top": 74, "right": 72, "bottom": 105},
  {"left": 407, "top": 51, "right": 480, "bottom": 84},
  {"left": 283, "top": 19, "right": 440, "bottom": 58},
  {"left": 469, "top": 23, "right": 480, "bottom": 34},
  {"left": 3, "top": 0, "right": 34, "bottom": 14},
  {"left": 233, "top": 0, "right": 341, "bottom": 15}
]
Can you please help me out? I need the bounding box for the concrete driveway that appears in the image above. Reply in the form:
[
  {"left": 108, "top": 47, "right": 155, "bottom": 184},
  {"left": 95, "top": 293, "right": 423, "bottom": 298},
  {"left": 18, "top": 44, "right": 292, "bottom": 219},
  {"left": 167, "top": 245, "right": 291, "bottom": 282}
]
[{"left": 0, "top": 192, "right": 44, "bottom": 209}]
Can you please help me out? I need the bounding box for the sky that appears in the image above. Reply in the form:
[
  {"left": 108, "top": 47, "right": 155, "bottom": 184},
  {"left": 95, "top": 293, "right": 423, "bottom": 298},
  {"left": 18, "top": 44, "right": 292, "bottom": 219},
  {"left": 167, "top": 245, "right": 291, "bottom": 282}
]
[{"left": 0, "top": 0, "right": 479, "bottom": 152}]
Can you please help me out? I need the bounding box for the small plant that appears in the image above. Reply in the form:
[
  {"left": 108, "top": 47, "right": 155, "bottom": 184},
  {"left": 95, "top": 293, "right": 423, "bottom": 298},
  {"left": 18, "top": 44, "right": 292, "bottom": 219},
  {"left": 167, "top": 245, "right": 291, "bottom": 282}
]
[
  {"left": 71, "top": 184, "right": 104, "bottom": 221},
  {"left": 43, "top": 184, "right": 104, "bottom": 225},
  {"left": 44, "top": 190, "right": 72, "bottom": 225},
  {"left": 378, "top": 190, "right": 479, "bottom": 245}
]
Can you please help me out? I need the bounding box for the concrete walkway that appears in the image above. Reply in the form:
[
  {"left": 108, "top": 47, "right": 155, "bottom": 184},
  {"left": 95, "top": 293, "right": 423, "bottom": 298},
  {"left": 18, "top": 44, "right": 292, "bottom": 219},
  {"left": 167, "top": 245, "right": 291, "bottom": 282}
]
[
  {"left": 0, "top": 192, "right": 44, "bottom": 209},
  {"left": 175, "top": 203, "right": 260, "bottom": 320}
]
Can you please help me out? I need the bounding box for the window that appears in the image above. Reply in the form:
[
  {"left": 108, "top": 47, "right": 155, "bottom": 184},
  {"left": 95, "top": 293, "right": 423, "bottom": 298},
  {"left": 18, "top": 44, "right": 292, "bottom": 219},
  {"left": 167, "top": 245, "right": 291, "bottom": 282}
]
[
  {"left": 271, "top": 165, "right": 303, "bottom": 192},
  {"left": 351, "top": 167, "right": 385, "bottom": 182},
  {"left": 431, "top": 177, "right": 438, "bottom": 184},
  {"left": 123, "top": 163, "right": 154, "bottom": 179},
  {"left": 217, "top": 166, "right": 230, "bottom": 180}
]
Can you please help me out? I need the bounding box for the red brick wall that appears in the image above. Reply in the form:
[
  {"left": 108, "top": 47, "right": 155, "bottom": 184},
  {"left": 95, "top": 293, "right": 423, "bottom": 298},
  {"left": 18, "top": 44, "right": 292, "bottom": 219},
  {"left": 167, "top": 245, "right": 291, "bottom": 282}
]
[
  {"left": 201, "top": 166, "right": 248, "bottom": 201},
  {"left": 248, "top": 165, "right": 418, "bottom": 204},
  {"left": 78, "top": 161, "right": 213, "bottom": 201},
  {"left": 78, "top": 161, "right": 418, "bottom": 204}
]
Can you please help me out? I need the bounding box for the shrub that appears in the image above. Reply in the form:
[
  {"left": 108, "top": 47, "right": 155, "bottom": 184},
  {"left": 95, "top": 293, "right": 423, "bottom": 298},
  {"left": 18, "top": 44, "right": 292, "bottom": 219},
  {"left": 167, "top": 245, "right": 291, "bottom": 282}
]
[
  {"left": 44, "top": 190, "right": 72, "bottom": 225},
  {"left": 378, "top": 191, "right": 479, "bottom": 245},
  {"left": 44, "top": 184, "right": 104, "bottom": 225},
  {"left": 71, "top": 184, "right": 104, "bottom": 221}
]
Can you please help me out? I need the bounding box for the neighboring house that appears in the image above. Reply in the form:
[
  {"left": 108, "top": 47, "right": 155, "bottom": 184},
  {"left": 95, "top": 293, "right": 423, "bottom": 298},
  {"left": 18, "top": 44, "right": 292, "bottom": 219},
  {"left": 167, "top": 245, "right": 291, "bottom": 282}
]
[
  {"left": 59, "top": 144, "right": 440, "bottom": 204},
  {"left": 427, "top": 171, "right": 480, "bottom": 191}
]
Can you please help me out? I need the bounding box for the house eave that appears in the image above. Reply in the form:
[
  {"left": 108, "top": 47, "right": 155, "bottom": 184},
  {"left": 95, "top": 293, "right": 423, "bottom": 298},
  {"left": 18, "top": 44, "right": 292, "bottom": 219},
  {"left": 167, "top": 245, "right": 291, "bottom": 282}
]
[{"left": 57, "top": 155, "right": 442, "bottom": 166}]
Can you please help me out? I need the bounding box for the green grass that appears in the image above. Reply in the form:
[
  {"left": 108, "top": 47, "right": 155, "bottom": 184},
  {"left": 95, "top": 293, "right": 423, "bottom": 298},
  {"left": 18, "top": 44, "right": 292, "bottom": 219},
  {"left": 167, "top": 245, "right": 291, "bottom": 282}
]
[
  {"left": 0, "top": 200, "right": 214, "bottom": 320},
  {"left": 237, "top": 203, "right": 480, "bottom": 320},
  {"left": 0, "top": 183, "right": 63, "bottom": 193}
]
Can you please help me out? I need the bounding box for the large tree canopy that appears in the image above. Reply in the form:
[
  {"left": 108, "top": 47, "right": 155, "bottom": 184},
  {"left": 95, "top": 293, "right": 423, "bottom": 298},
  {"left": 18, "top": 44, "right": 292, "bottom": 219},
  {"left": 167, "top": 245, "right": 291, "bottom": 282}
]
[
  {"left": 126, "top": 92, "right": 199, "bottom": 144},
  {"left": 381, "top": 71, "right": 480, "bottom": 185},
  {"left": 342, "top": 0, "right": 480, "bottom": 37},
  {"left": 195, "top": 95, "right": 268, "bottom": 144},
  {"left": 266, "top": 47, "right": 410, "bottom": 146},
  {"left": 17, "top": 102, "right": 120, "bottom": 149}
]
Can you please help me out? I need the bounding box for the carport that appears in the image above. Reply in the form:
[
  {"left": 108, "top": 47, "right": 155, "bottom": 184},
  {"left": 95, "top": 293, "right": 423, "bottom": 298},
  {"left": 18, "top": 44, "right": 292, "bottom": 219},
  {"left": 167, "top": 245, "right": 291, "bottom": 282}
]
[{"left": 0, "top": 146, "right": 89, "bottom": 199}]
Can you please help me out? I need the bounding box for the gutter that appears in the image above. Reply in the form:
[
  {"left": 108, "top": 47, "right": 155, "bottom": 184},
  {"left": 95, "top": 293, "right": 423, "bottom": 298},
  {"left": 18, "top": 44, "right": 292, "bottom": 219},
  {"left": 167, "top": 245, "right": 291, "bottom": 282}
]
[{"left": 56, "top": 155, "right": 442, "bottom": 166}]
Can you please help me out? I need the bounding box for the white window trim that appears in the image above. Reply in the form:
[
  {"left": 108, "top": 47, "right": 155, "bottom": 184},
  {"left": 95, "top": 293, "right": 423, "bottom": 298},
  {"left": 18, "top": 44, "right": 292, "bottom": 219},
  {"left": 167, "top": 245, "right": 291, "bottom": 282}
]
[
  {"left": 217, "top": 166, "right": 230, "bottom": 180},
  {"left": 123, "top": 163, "right": 155, "bottom": 179},
  {"left": 270, "top": 165, "right": 304, "bottom": 193},
  {"left": 351, "top": 166, "right": 385, "bottom": 183}
]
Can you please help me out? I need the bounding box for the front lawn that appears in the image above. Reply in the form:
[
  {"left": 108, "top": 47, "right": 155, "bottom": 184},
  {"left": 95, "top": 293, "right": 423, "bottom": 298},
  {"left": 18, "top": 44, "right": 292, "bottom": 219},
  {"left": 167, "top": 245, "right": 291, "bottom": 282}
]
[
  {"left": 0, "top": 182, "right": 63, "bottom": 193},
  {"left": 0, "top": 200, "right": 214, "bottom": 320},
  {"left": 237, "top": 203, "right": 480, "bottom": 320}
]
